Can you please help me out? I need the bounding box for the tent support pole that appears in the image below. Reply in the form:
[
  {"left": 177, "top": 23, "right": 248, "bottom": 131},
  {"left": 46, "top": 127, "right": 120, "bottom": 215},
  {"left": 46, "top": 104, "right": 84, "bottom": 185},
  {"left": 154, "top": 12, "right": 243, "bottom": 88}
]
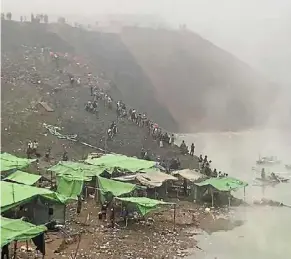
[
  {"left": 228, "top": 192, "right": 231, "bottom": 207},
  {"left": 50, "top": 171, "right": 53, "bottom": 188},
  {"left": 64, "top": 205, "right": 66, "bottom": 226},
  {"left": 244, "top": 187, "right": 246, "bottom": 201},
  {"left": 95, "top": 177, "right": 99, "bottom": 203},
  {"left": 173, "top": 204, "right": 176, "bottom": 231},
  {"left": 13, "top": 240, "right": 17, "bottom": 259},
  {"left": 211, "top": 188, "right": 214, "bottom": 207}
]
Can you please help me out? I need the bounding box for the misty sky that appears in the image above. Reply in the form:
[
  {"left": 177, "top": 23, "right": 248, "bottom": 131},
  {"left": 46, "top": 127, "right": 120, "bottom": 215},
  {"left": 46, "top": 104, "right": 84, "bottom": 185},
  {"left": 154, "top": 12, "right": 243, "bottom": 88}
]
[{"left": 2, "top": 0, "right": 291, "bottom": 85}]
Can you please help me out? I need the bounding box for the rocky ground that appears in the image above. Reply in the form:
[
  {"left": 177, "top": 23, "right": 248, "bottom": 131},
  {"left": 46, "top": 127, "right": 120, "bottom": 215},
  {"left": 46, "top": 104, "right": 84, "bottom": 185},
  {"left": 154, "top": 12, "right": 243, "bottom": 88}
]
[
  {"left": 16, "top": 199, "right": 241, "bottom": 259},
  {"left": 1, "top": 33, "right": 198, "bottom": 169}
]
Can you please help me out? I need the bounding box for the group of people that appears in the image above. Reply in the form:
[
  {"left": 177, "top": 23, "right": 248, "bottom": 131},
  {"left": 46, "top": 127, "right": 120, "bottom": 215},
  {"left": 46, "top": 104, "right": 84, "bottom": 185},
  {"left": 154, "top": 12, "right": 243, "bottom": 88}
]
[
  {"left": 26, "top": 140, "right": 39, "bottom": 158},
  {"left": 198, "top": 154, "right": 228, "bottom": 178}
]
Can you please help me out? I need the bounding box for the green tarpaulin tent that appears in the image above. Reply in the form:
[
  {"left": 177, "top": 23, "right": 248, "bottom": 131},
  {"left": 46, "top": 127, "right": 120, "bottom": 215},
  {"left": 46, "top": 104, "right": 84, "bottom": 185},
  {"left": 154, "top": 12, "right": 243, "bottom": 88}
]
[
  {"left": 86, "top": 154, "right": 156, "bottom": 173},
  {"left": 1, "top": 181, "right": 72, "bottom": 212},
  {"left": 195, "top": 177, "right": 248, "bottom": 191},
  {"left": 1, "top": 216, "right": 47, "bottom": 247},
  {"left": 1, "top": 153, "right": 36, "bottom": 172},
  {"left": 4, "top": 170, "right": 41, "bottom": 185},
  {"left": 116, "top": 197, "right": 173, "bottom": 216},
  {"left": 98, "top": 176, "right": 138, "bottom": 203},
  {"left": 49, "top": 161, "right": 104, "bottom": 178},
  {"left": 56, "top": 175, "right": 89, "bottom": 199}
]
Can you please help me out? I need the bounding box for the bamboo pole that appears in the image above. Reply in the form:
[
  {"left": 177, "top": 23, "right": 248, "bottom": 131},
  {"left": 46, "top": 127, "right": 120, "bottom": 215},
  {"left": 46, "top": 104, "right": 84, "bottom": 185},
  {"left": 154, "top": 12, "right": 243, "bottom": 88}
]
[
  {"left": 173, "top": 204, "right": 176, "bottom": 231},
  {"left": 210, "top": 188, "right": 214, "bottom": 207},
  {"left": 13, "top": 241, "right": 17, "bottom": 259}
]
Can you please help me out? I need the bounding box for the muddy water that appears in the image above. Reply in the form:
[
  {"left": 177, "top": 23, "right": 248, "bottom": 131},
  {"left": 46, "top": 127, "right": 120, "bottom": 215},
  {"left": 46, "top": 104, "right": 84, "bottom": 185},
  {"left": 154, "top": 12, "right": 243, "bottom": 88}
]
[{"left": 179, "top": 130, "right": 291, "bottom": 259}]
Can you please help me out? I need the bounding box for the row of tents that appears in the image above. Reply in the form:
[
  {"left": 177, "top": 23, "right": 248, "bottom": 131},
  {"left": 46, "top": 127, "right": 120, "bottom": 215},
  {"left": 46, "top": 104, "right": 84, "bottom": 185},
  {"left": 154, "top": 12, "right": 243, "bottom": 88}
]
[{"left": 0, "top": 152, "right": 248, "bottom": 255}]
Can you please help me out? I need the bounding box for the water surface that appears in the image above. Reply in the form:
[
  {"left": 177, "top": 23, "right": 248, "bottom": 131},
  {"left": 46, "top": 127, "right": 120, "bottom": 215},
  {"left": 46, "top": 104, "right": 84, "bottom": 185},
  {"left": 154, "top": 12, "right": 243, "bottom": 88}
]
[{"left": 179, "top": 130, "right": 291, "bottom": 259}]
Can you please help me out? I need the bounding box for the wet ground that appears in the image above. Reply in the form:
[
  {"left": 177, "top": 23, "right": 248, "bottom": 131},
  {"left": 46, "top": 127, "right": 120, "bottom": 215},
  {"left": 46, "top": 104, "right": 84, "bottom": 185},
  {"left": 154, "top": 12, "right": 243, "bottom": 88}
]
[{"left": 181, "top": 129, "right": 291, "bottom": 259}]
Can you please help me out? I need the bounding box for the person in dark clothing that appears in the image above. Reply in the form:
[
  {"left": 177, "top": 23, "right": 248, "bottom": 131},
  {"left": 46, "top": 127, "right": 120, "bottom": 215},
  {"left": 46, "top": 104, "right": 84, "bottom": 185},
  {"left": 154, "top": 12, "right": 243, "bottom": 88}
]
[
  {"left": 110, "top": 207, "right": 115, "bottom": 228},
  {"left": 140, "top": 148, "right": 145, "bottom": 159},
  {"left": 203, "top": 155, "right": 208, "bottom": 163},
  {"left": 101, "top": 201, "right": 108, "bottom": 220},
  {"left": 198, "top": 154, "right": 203, "bottom": 163},
  {"left": 62, "top": 151, "right": 68, "bottom": 161},
  {"left": 45, "top": 147, "right": 51, "bottom": 162},
  {"left": 32, "top": 233, "right": 46, "bottom": 256},
  {"left": 212, "top": 168, "right": 218, "bottom": 177},
  {"left": 1, "top": 244, "right": 9, "bottom": 259},
  {"left": 183, "top": 179, "right": 188, "bottom": 196},
  {"left": 77, "top": 195, "right": 82, "bottom": 214},
  {"left": 190, "top": 143, "right": 195, "bottom": 156}
]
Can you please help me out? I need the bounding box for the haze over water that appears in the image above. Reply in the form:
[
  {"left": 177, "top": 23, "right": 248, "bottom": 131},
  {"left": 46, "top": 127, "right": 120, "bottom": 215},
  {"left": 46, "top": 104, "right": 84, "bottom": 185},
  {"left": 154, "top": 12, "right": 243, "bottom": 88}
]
[{"left": 180, "top": 130, "right": 291, "bottom": 259}]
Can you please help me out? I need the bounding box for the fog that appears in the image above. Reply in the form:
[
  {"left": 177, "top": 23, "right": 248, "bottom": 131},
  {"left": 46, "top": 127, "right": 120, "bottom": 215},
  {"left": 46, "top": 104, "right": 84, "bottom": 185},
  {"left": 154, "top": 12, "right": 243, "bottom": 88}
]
[
  {"left": 2, "top": 2, "right": 291, "bottom": 258},
  {"left": 2, "top": 0, "right": 291, "bottom": 86}
]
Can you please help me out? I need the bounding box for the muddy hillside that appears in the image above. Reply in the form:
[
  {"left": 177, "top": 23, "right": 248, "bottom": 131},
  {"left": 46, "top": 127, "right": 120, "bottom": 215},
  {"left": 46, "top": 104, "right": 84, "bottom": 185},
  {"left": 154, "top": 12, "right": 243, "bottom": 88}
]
[
  {"left": 120, "top": 27, "right": 278, "bottom": 132},
  {"left": 2, "top": 21, "right": 277, "bottom": 134},
  {"left": 1, "top": 20, "right": 198, "bottom": 168}
]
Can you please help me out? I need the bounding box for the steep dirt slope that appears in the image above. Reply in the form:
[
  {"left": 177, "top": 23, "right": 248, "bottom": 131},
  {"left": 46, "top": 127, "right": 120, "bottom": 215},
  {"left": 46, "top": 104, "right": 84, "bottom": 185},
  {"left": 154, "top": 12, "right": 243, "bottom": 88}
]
[
  {"left": 48, "top": 23, "right": 178, "bottom": 131},
  {"left": 120, "top": 27, "right": 278, "bottom": 132},
  {"left": 1, "top": 21, "right": 197, "bottom": 169}
]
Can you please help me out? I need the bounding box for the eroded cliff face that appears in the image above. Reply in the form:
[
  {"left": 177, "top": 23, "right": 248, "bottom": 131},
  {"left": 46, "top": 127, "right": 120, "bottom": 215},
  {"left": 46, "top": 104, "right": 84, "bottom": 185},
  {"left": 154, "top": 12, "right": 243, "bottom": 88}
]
[
  {"left": 2, "top": 21, "right": 277, "bottom": 133},
  {"left": 120, "top": 27, "right": 277, "bottom": 132}
]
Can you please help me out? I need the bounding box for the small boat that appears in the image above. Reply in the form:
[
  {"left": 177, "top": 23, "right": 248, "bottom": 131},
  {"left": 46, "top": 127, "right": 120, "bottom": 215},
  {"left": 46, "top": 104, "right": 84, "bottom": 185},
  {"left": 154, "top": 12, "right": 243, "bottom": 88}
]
[
  {"left": 256, "top": 156, "right": 280, "bottom": 165},
  {"left": 255, "top": 176, "right": 289, "bottom": 184},
  {"left": 285, "top": 164, "right": 291, "bottom": 170}
]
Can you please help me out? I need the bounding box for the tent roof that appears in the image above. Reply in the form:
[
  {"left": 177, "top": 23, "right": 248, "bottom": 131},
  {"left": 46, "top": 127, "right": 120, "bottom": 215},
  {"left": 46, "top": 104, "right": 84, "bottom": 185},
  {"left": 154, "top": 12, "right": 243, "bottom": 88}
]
[
  {"left": 1, "top": 153, "right": 36, "bottom": 172},
  {"left": 1, "top": 181, "right": 70, "bottom": 212},
  {"left": 49, "top": 161, "right": 103, "bottom": 178},
  {"left": 4, "top": 171, "right": 41, "bottom": 185},
  {"left": 116, "top": 197, "right": 174, "bottom": 216},
  {"left": 1, "top": 216, "right": 47, "bottom": 247},
  {"left": 56, "top": 175, "right": 85, "bottom": 199},
  {"left": 86, "top": 154, "right": 156, "bottom": 173},
  {"left": 98, "top": 176, "right": 137, "bottom": 198},
  {"left": 195, "top": 177, "right": 248, "bottom": 191},
  {"left": 173, "top": 169, "right": 205, "bottom": 182},
  {"left": 136, "top": 171, "right": 177, "bottom": 188}
]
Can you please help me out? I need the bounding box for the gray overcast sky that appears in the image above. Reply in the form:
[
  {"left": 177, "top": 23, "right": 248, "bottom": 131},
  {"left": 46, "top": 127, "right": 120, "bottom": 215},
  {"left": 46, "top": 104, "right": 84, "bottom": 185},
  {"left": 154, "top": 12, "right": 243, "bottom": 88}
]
[{"left": 2, "top": 0, "right": 291, "bottom": 84}]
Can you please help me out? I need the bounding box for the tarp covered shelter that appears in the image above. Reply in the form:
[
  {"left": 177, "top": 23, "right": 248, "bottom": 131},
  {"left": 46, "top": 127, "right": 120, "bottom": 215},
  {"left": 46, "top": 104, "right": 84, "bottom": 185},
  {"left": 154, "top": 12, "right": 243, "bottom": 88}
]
[
  {"left": 114, "top": 171, "right": 177, "bottom": 188},
  {"left": 173, "top": 169, "right": 205, "bottom": 182},
  {"left": 116, "top": 197, "right": 174, "bottom": 216},
  {"left": 56, "top": 174, "right": 90, "bottom": 199},
  {"left": 1, "top": 181, "right": 70, "bottom": 212},
  {"left": 1, "top": 153, "right": 36, "bottom": 172},
  {"left": 4, "top": 170, "right": 41, "bottom": 185},
  {"left": 97, "top": 176, "right": 139, "bottom": 203},
  {"left": 136, "top": 171, "right": 177, "bottom": 188},
  {"left": 1, "top": 216, "right": 47, "bottom": 247},
  {"left": 86, "top": 154, "right": 156, "bottom": 174},
  {"left": 195, "top": 177, "right": 248, "bottom": 191},
  {"left": 49, "top": 161, "right": 103, "bottom": 178},
  {"left": 194, "top": 177, "right": 248, "bottom": 206}
]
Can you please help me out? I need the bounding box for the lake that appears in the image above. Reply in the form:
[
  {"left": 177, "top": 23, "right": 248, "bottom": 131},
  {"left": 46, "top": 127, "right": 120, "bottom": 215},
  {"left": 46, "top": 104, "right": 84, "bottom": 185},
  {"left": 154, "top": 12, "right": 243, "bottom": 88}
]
[{"left": 178, "top": 130, "right": 291, "bottom": 259}]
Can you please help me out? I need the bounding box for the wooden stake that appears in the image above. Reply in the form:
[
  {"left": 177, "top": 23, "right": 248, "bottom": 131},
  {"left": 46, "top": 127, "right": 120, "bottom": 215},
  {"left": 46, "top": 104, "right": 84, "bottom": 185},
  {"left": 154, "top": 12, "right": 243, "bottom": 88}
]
[
  {"left": 173, "top": 204, "right": 176, "bottom": 231},
  {"left": 13, "top": 241, "right": 17, "bottom": 259}
]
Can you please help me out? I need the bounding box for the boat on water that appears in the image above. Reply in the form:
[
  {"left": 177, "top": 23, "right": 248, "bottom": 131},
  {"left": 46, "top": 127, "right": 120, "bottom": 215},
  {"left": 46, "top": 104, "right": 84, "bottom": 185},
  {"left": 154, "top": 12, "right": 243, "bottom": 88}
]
[
  {"left": 285, "top": 164, "right": 291, "bottom": 170},
  {"left": 256, "top": 156, "right": 280, "bottom": 165},
  {"left": 255, "top": 175, "right": 289, "bottom": 184}
]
